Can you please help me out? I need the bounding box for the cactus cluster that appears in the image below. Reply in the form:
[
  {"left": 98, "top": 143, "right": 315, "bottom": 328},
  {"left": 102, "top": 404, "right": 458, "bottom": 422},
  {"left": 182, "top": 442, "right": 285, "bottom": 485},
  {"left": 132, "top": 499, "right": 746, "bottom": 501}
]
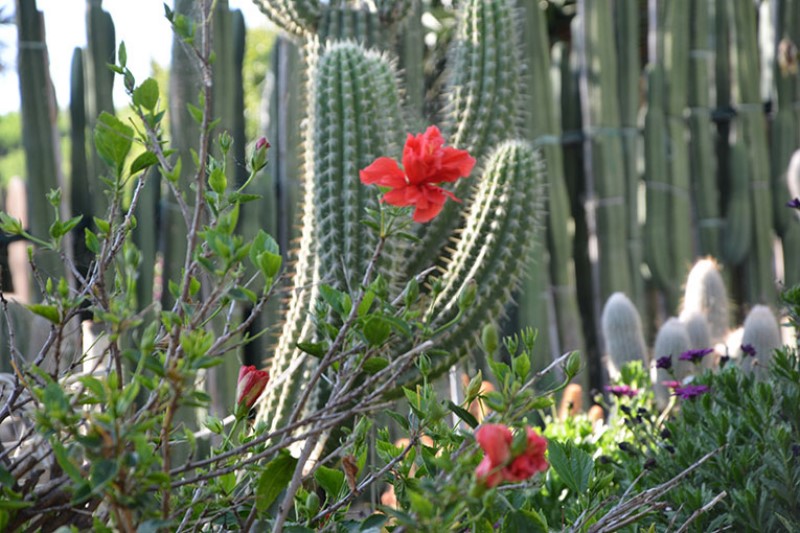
[{"left": 254, "top": 0, "right": 548, "bottom": 438}]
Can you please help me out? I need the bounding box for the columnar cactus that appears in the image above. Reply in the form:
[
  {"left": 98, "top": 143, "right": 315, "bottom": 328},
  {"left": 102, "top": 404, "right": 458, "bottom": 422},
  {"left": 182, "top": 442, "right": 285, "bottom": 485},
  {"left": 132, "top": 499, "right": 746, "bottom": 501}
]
[
  {"left": 255, "top": 0, "right": 547, "bottom": 440},
  {"left": 258, "top": 41, "right": 406, "bottom": 432},
  {"left": 601, "top": 292, "right": 647, "bottom": 380}
]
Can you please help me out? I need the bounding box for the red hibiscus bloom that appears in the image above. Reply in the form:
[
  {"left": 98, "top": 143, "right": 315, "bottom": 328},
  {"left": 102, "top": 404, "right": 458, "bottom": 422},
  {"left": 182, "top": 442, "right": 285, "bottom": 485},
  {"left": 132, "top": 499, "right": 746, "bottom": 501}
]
[
  {"left": 359, "top": 126, "right": 476, "bottom": 223},
  {"left": 236, "top": 365, "right": 270, "bottom": 409},
  {"left": 503, "top": 428, "right": 548, "bottom": 482}
]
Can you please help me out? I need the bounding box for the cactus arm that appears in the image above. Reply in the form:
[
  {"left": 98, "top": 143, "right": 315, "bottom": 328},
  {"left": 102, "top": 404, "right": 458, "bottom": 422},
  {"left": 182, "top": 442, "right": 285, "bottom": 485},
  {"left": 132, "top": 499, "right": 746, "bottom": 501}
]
[
  {"left": 404, "top": 0, "right": 520, "bottom": 277},
  {"left": 252, "top": 0, "right": 321, "bottom": 38}
]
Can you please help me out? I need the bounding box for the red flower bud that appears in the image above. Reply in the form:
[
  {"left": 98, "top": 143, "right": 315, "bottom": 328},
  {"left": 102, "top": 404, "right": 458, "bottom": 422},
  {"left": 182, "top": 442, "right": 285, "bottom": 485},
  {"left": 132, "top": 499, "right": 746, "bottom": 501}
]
[{"left": 236, "top": 365, "right": 269, "bottom": 409}]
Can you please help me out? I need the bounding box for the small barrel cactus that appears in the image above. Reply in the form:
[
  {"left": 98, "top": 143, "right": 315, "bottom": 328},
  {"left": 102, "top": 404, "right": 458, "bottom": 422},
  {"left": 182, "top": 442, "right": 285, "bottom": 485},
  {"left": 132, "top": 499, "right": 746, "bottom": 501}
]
[
  {"left": 651, "top": 317, "right": 692, "bottom": 408},
  {"left": 601, "top": 292, "right": 647, "bottom": 380},
  {"left": 740, "top": 305, "right": 782, "bottom": 377},
  {"left": 682, "top": 258, "right": 730, "bottom": 343}
]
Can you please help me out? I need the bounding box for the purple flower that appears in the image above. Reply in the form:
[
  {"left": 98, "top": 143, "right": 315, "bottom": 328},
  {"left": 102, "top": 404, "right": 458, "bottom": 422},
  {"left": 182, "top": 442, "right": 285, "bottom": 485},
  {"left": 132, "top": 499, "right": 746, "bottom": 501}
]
[
  {"left": 741, "top": 344, "right": 757, "bottom": 357},
  {"left": 661, "top": 380, "right": 681, "bottom": 389},
  {"left": 679, "top": 348, "right": 714, "bottom": 364},
  {"left": 672, "top": 384, "right": 710, "bottom": 399},
  {"left": 655, "top": 355, "right": 672, "bottom": 370},
  {"left": 787, "top": 198, "right": 800, "bottom": 209},
  {"left": 605, "top": 385, "right": 638, "bottom": 398}
]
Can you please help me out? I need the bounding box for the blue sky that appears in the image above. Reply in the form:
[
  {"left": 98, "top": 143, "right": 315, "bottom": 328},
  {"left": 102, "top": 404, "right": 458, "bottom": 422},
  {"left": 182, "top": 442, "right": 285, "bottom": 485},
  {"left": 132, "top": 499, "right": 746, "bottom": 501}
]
[{"left": 0, "top": 0, "right": 269, "bottom": 115}]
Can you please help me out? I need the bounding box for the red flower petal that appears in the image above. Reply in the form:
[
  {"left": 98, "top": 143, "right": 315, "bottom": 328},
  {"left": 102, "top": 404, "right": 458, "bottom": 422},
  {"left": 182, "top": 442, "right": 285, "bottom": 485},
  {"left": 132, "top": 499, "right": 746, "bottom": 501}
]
[
  {"left": 437, "top": 146, "right": 476, "bottom": 183},
  {"left": 475, "top": 424, "right": 513, "bottom": 466},
  {"left": 359, "top": 157, "right": 407, "bottom": 188}
]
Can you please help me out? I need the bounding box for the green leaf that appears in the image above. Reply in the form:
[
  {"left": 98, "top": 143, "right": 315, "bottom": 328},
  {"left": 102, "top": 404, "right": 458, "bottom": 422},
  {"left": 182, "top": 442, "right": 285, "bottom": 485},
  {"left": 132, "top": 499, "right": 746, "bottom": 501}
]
[
  {"left": 27, "top": 303, "right": 60, "bottom": 324},
  {"left": 209, "top": 167, "right": 227, "bottom": 195},
  {"left": 85, "top": 228, "right": 101, "bottom": 254},
  {"left": 186, "top": 102, "right": 203, "bottom": 124},
  {"left": 52, "top": 441, "right": 82, "bottom": 483},
  {"left": 502, "top": 509, "right": 548, "bottom": 533},
  {"left": 363, "top": 316, "right": 391, "bottom": 346},
  {"left": 319, "top": 285, "right": 346, "bottom": 317},
  {"left": 314, "top": 465, "right": 345, "bottom": 500},
  {"left": 297, "top": 342, "right": 327, "bottom": 359},
  {"left": 362, "top": 357, "right": 389, "bottom": 374},
  {"left": 257, "top": 251, "right": 282, "bottom": 279},
  {"left": 94, "top": 112, "right": 133, "bottom": 173},
  {"left": 512, "top": 352, "right": 531, "bottom": 380},
  {"left": 90, "top": 459, "right": 119, "bottom": 492},
  {"left": 357, "top": 291, "right": 375, "bottom": 316},
  {"left": 93, "top": 216, "right": 110, "bottom": 235},
  {"left": 447, "top": 401, "right": 479, "bottom": 429},
  {"left": 360, "top": 514, "right": 387, "bottom": 531},
  {"left": 548, "top": 440, "right": 593, "bottom": 494},
  {"left": 130, "top": 151, "right": 159, "bottom": 175},
  {"left": 407, "top": 488, "right": 434, "bottom": 518},
  {"left": 255, "top": 451, "right": 297, "bottom": 513},
  {"left": 133, "top": 78, "right": 159, "bottom": 111}
]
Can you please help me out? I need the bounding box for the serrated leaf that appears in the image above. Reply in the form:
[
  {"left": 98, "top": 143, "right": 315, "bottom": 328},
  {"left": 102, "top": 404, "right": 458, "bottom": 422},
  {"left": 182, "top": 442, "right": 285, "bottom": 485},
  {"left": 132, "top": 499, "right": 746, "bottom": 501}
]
[
  {"left": 548, "top": 440, "right": 593, "bottom": 494},
  {"left": 447, "top": 401, "right": 479, "bottom": 428},
  {"left": 256, "top": 452, "right": 297, "bottom": 512}
]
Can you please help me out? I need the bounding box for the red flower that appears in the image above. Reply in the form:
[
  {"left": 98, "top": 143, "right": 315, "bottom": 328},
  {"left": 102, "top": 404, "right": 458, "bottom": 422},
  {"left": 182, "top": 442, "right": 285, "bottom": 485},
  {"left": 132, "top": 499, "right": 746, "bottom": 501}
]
[
  {"left": 474, "top": 424, "right": 548, "bottom": 488},
  {"left": 359, "top": 126, "right": 476, "bottom": 223},
  {"left": 503, "top": 428, "right": 548, "bottom": 482},
  {"left": 474, "top": 424, "right": 513, "bottom": 488},
  {"left": 236, "top": 365, "right": 269, "bottom": 409}
]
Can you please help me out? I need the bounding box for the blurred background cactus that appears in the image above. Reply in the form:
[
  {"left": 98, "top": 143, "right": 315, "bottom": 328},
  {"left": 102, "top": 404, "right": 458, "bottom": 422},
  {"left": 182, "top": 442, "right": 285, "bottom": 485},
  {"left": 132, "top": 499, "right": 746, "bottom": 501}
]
[{"left": 5, "top": 0, "right": 800, "bottom": 409}]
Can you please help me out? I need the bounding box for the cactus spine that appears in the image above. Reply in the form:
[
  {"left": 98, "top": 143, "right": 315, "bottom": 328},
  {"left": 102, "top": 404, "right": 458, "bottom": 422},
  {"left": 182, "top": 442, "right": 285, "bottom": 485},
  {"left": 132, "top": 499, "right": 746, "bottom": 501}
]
[{"left": 601, "top": 292, "right": 647, "bottom": 380}]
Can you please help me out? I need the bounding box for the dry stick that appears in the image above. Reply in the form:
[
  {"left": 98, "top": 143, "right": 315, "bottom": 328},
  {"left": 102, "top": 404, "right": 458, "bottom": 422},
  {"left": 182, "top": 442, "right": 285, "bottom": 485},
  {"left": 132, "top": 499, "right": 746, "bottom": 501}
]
[
  {"left": 674, "top": 491, "right": 727, "bottom": 533},
  {"left": 582, "top": 447, "right": 723, "bottom": 533}
]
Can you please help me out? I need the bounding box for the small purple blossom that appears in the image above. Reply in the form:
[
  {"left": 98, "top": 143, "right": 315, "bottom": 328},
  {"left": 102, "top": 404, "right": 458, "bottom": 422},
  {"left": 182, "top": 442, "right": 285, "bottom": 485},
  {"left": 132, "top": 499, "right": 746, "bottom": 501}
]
[
  {"left": 605, "top": 385, "right": 638, "bottom": 398},
  {"left": 661, "top": 380, "right": 681, "bottom": 389},
  {"left": 741, "top": 344, "right": 757, "bottom": 357},
  {"left": 679, "top": 348, "right": 714, "bottom": 364},
  {"left": 655, "top": 355, "right": 672, "bottom": 370},
  {"left": 672, "top": 384, "right": 710, "bottom": 399},
  {"left": 787, "top": 198, "right": 800, "bottom": 209}
]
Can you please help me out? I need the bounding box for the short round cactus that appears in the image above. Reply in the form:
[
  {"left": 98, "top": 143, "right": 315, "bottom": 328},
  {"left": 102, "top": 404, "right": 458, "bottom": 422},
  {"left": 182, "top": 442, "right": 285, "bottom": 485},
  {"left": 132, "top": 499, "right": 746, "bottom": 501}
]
[
  {"left": 740, "top": 305, "right": 782, "bottom": 377},
  {"left": 682, "top": 258, "right": 730, "bottom": 343},
  {"left": 601, "top": 292, "right": 648, "bottom": 380}
]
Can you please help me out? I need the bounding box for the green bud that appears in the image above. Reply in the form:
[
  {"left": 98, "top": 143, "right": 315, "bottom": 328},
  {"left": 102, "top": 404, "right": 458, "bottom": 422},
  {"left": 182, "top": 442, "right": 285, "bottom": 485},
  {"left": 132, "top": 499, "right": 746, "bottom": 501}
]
[
  {"left": 416, "top": 352, "right": 431, "bottom": 376},
  {"left": 458, "top": 279, "right": 478, "bottom": 311},
  {"left": 404, "top": 278, "right": 419, "bottom": 308},
  {"left": 565, "top": 351, "right": 582, "bottom": 378},
  {"left": 481, "top": 323, "right": 499, "bottom": 355},
  {"left": 218, "top": 131, "right": 232, "bottom": 154},
  {"left": 249, "top": 137, "right": 270, "bottom": 173},
  {"left": 465, "top": 371, "right": 483, "bottom": 399},
  {"left": 305, "top": 491, "right": 320, "bottom": 515}
]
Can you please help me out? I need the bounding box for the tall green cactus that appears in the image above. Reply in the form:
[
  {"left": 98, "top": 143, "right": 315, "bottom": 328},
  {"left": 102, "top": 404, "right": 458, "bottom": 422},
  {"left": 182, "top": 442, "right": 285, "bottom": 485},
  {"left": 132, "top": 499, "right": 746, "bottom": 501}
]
[
  {"left": 575, "top": 0, "right": 633, "bottom": 305},
  {"left": 258, "top": 41, "right": 406, "bottom": 432},
  {"left": 85, "top": 0, "right": 116, "bottom": 218},
  {"left": 731, "top": 0, "right": 775, "bottom": 305},
  {"left": 16, "top": 0, "right": 63, "bottom": 290},
  {"left": 518, "top": 0, "right": 584, "bottom": 361},
  {"left": 688, "top": 0, "right": 721, "bottom": 258}
]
